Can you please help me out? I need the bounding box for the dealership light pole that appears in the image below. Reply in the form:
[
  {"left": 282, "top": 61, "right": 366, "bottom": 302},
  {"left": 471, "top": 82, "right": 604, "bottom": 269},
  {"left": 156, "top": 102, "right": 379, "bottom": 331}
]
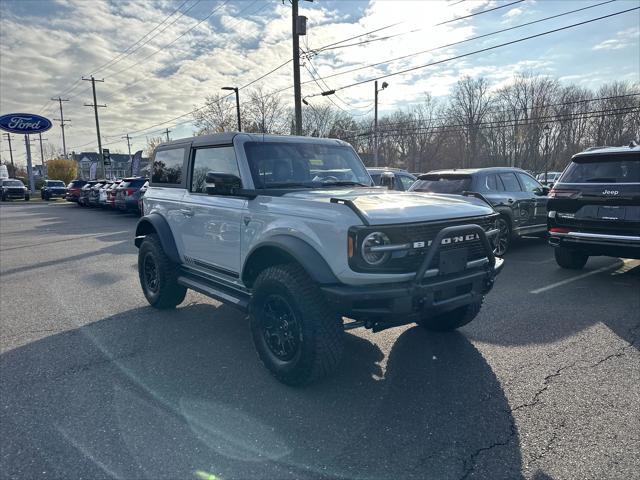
[
  {"left": 543, "top": 124, "right": 551, "bottom": 184},
  {"left": 83, "top": 76, "right": 106, "bottom": 178},
  {"left": 222, "top": 86, "right": 241, "bottom": 131},
  {"left": 374, "top": 80, "right": 389, "bottom": 167},
  {"left": 38, "top": 133, "right": 47, "bottom": 178}
]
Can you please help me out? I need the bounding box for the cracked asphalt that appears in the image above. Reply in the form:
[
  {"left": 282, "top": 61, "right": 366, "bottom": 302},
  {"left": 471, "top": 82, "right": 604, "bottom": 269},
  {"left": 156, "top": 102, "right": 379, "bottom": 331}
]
[{"left": 1, "top": 202, "right": 639, "bottom": 480}]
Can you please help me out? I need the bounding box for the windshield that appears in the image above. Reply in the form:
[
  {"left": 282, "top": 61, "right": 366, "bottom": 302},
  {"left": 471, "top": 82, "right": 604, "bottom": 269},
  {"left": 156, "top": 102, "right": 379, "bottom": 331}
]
[
  {"left": 47, "top": 181, "right": 65, "bottom": 187},
  {"left": 410, "top": 175, "right": 472, "bottom": 194},
  {"left": 561, "top": 153, "right": 640, "bottom": 183},
  {"left": 3, "top": 180, "right": 24, "bottom": 187},
  {"left": 244, "top": 141, "right": 372, "bottom": 189}
]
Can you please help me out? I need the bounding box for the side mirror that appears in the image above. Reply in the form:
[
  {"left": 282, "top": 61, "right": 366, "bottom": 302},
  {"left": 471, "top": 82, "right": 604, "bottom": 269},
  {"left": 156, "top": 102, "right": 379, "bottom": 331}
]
[
  {"left": 205, "top": 172, "right": 242, "bottom": 195},
  {"left": 534, "top": 186, "right": 550, "bottom": 196},
  {"left": 379, "top": 172, "right": 395, "bottom": 190}
]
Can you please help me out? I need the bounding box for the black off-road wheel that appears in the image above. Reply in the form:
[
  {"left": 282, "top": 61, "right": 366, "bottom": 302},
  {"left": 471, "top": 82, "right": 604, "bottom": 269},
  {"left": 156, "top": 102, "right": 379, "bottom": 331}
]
[
  {"left": 416, "top": 299, "right": 483, "bottom": 332},
  {"left": 554, "top": 246, "right": 588, "bottom": 270},
  {"left": 138, "top": 233, "right": 186, "bottom": 309},
  {"left": 494, "top": 216, "right": 511, "bottom": 256},
  {"left": 250, "top": 264, "right": 344, "bottom": 386}
]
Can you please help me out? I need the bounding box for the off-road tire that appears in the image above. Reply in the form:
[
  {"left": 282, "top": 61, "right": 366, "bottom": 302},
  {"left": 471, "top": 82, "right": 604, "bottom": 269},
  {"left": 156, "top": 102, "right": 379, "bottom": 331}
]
[
  {"left": 554, "top": 246, "right": 588, "bottom": 270},
  {"left": 138, "top": 233, "right": 186, "bottom": 309},
  {"left": 417, "top": 299, "right": 483, "bottom": 332},
  {"left": 250, "top": 264, "right": 344, "bottom": 386}
]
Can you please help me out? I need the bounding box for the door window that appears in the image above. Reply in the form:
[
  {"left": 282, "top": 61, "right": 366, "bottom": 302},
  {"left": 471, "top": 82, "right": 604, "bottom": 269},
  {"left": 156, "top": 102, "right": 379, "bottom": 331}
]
[
  {"left": 152, "top": 148, "right": 185, "bottom": 185},
  {"left": 498, "top": 172, "right": 522, "bottom": 192},
  {"left": 516, "top": 172, "right": 543, "bottom": 192},
  {"left": 485, "top": 174, "right": 504, "bottom": 192},
  {"left": 190, "top": 146, "right": 239, "bottom": 193}
]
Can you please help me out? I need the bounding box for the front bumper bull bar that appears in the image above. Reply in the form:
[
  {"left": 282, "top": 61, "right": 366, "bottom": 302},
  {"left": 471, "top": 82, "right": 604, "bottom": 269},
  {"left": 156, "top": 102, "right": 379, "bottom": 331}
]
[{"left": 321, "top": 224, "right": 504, "bottom": 330}]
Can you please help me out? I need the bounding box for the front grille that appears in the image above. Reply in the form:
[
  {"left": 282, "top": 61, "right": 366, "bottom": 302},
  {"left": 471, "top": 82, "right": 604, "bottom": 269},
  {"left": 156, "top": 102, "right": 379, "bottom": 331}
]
[
  {"left": 351, "top": 215, "right": 496, "bottom": 274},
  {"left": 7, "top": 188, "right": 23, "bottom": 195}
]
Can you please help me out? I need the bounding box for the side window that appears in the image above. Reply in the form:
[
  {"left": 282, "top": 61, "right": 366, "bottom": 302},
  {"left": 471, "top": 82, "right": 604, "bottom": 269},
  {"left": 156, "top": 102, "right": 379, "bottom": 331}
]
[
  {"left": 498, "top": 172, "right": 522, "bottom": 192},
  {"left": 399, "top": 175, "right": 416, "bottom": 190},
  {"left": 485, "top": 174, "right": 504, "bottom": 192},
  {"left": 190, "top": 146, "right": 239, "bottom": 193},
  {"left": 517, "top": 172, "right": 542, "bottom": 193},
  {"left": 152, "top": 148, "right": 185, "bottom": 185}
]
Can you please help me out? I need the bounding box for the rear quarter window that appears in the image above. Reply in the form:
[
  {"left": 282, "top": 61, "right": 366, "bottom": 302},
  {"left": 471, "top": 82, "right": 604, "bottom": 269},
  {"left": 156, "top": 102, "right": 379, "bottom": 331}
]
[
  {"left": 561, "top": 153, "right": 640, "bottom": 183},
  {"left": 152, "top": 147, "right": 185, "bottom": 185}
]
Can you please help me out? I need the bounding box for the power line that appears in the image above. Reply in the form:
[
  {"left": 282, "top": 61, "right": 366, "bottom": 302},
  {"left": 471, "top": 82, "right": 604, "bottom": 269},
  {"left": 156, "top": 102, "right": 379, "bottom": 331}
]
[
  {"left": 301, "top": 0, "right": 617, "bottom": 85},
  {"left": 90, "top": 0, "right": 198, "bottom": 76},
  {"left": 310, "top": 0, "right": 527, "bottom": 55},
  {"left": 308, "top": 7, "right": 640, "bottom": 97}
]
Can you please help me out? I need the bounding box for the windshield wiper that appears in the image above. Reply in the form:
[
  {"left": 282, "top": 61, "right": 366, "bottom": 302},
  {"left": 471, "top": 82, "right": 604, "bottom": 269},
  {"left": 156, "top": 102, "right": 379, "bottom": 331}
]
[{"left": 318, "top": 181, "right": 371, "bottom": 187}]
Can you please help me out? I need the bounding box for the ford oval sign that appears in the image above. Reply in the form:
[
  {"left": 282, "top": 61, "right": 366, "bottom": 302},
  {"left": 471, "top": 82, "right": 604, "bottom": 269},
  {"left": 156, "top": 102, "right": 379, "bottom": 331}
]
[{"left": 0, "top": 113, "right": 52, "bottom": 134}]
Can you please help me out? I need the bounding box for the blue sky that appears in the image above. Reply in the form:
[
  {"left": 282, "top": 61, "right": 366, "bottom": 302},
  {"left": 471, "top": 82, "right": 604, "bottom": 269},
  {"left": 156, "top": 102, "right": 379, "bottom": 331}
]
[{"left": 0, "top": 0, "right": 638, "bottom": 164}]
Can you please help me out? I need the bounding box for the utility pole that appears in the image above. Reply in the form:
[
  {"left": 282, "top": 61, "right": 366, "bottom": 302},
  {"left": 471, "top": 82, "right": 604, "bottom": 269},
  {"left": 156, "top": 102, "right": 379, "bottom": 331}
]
[
  {"left": 2, "top": 133, "right": 15, "bottom": 177},
  {"left": 222, "top": 86, "right": 242, "bottom": 131},
  {"left": 122, "top": 134, "right": 132, "bottom": 175},
  {"left": 164, "top": 128, "right": 171, "bottom": 142},
  {"left": 38, "top": 133, "right": 47, "bottom": 179},
  {"left": 291, "top": 0, "right": 307, "bottom": 136},
  {"left": 83, "top": 76, "right": 106, "bottom": 178},
  {"left": 543, "top": 124, "right": 551, "bottom": 184},
  {"left": 51, "top": 97, "right": 69, "bottom": 158},
  {"left": 374, "top": 81, "right": 388, "bottom": 167}
]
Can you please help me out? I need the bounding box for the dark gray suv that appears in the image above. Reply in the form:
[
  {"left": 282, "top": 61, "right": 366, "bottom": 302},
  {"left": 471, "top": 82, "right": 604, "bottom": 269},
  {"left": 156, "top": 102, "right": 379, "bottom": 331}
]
[{"left": 410, "top": 167, "right": 549, "bottom": 255}]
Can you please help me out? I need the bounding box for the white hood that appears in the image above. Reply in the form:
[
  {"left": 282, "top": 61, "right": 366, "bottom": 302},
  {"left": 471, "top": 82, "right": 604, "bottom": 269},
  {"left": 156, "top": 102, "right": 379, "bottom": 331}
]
[{"left": 283, "top": 189, "right": 495, "bottom": 225}]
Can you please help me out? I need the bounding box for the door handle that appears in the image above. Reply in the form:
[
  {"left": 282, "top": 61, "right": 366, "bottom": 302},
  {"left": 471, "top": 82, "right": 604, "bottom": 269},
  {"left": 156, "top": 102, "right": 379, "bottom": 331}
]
[{"left": 180, "top": 208, "right": 194, "bottom": 217}]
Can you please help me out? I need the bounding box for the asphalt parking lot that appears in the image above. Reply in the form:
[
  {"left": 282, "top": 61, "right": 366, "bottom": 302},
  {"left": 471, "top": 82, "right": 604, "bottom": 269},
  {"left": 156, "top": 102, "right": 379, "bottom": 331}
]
[{"left": 1, "top": 202, "right": 638, "bottom": 480}]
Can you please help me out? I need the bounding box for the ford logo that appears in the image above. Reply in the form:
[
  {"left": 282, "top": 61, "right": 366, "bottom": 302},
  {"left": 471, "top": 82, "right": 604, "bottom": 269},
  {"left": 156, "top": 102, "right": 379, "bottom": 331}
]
[{"left": 0, "top": 113, "right": 53, "bottom": 134}]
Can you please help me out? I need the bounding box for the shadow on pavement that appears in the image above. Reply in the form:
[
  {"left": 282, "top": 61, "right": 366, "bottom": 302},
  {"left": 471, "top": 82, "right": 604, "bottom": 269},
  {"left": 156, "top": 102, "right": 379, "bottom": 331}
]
[{"left": 1, "top": 304, "right": 522, "bottom": 480}]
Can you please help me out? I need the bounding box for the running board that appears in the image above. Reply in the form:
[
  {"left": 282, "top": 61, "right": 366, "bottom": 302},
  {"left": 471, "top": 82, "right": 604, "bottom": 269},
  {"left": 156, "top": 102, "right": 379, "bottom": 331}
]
[{"left": 178, "top": 274, "right": 251, "bottom": 312}]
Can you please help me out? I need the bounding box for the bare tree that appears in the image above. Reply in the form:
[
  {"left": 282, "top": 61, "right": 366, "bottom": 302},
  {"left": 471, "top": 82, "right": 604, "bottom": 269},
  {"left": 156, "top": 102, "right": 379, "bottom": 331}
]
[{"left": 193, "top": 94, "right": 238, "bottom": 134}]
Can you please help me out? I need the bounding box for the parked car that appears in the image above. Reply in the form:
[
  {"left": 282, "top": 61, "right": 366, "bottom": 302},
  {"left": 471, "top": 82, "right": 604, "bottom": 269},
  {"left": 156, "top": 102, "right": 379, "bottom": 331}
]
[
  {"left": 106, "top": 180, "right": 121, "bottom": 208},
  {"left": 98, "top": 181, "right": 115, "bottom": 207},
  {"left": 536, "top": 171, "right": 562, "bottom": 187},
  {"left": 134, "top": 133, "right": 503, "bottom": 385},
  {"left": 548, "top": 143, "right": 640, "bottom": 269},
  {"left": 410, "top": 167, "right": 549, "bottom": 255},
  {"left": 78, "top": 180, "right": 99, "bottom": 207},
  {"left": 88, "top": 180, "right": 107, "bottom": 207},
  {"left": 0, "top": 178, "right": 29, "bottom": 201},
  {"left": 367, "top": 167, "right": 416, "bottom": 191},
  {"left": 137, "top": 180, "right": 149, "bottom": 214},
  {"left": 40, "top": 179, "right": 67, "bottom": 200},
  {"left": 66, "top": 179, "right": 88, "bottom": 203},
  {"left": 115, "top": 177, "right": 147, "bottom": 212}
]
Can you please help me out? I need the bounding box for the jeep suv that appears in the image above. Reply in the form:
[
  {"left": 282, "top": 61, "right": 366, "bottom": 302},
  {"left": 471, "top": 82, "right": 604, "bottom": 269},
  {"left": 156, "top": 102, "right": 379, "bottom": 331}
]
[
  {"left": 134, "top": 134, "right": 503, "bottom": 385},
  {"left": 548, "top": 143, "right": 640, "bottom": 269}
]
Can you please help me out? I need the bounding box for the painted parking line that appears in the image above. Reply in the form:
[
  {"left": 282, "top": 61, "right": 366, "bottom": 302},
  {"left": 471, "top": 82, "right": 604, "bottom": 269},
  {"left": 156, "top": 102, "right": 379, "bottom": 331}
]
[{"left": 530, "top": 260, "right": 627, "bottom": 294}]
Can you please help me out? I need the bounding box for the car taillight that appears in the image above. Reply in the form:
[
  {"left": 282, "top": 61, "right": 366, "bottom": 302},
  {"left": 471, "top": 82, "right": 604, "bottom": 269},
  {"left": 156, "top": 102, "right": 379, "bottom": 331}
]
[
  {"left": 548, "top": 188, "right": 579, "bottom": 199},
  {"left": 124, "top": 188, "right": 135, "bottom": 196},
  {"left": 549, "top": 227, "right": 571, "bottom": 234}
]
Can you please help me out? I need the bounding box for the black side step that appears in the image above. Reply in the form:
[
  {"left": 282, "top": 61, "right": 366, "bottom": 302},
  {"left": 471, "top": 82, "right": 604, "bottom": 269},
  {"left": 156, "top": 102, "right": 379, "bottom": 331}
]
[{"left": 178, "top": 274, "right": 251, "bottom": 312}]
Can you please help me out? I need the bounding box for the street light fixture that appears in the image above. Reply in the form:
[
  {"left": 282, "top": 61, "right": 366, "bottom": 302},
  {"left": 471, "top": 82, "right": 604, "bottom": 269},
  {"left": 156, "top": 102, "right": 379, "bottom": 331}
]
[
  {"left": 374, "top": 81, "right": 389, "bottom": 167},
  {"left": 543, "top": 124, "right": 551, "bottom": 184},
  {"left": 222, "top": 86, "right": 241, "bottom": 132}
]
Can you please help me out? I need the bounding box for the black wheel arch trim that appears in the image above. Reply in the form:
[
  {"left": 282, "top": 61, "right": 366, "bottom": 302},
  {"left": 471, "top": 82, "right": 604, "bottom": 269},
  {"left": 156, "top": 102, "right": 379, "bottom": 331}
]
[
  {"left": 242, "top": 235, "right": 339, "bottom": 287},
  {"left": 134, "top": 213, "right": 180, "bottom": 264}
]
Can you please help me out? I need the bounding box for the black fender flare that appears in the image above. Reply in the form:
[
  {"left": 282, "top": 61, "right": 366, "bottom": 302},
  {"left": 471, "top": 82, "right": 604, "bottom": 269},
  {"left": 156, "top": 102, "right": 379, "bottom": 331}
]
[
  {"left": 242, "top": 235, "right": 339, "bottom": 287},
  {"left": 134, "top": 213, "right": 180, "bottom": 263}
]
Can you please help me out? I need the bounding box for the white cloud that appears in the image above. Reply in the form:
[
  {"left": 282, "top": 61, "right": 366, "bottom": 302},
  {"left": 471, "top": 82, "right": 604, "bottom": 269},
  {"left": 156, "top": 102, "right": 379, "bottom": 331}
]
[{"left": 593, "top": 27, "right": 640, "bottom": 51}]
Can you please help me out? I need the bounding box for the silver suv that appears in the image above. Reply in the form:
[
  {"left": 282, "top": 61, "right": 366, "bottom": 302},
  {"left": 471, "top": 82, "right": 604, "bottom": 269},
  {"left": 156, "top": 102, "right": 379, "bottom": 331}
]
[{"left": 135, "top": 133, "right": 504, "bottom": 385}]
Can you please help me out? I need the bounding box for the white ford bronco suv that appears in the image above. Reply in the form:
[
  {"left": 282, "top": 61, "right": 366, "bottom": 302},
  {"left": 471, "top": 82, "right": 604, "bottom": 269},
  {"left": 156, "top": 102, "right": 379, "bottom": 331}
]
[{"left": 135, "top": 133, "right": 504, "bottom": 385}]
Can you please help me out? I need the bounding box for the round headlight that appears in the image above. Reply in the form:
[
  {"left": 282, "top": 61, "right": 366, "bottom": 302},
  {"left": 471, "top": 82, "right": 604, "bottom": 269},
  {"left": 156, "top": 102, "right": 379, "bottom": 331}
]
[{"left": 361, "top": 231, "right": 391, "bottom": 265}]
